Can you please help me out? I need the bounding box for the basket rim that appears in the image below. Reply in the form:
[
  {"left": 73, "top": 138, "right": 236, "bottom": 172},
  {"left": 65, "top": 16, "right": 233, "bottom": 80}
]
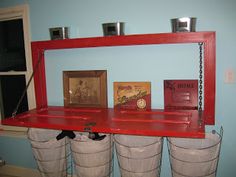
[
  {"left": 171, "top": 167, "right": 216, "bottom": 177},
  {"left": 71, "top": 145, "right": 113, "bottom": 154},
  {"left": 167, "top": 131, "right": 222, "bottom": 150},
  {"left": 114, "top": 136, "right": 163, "bottom": 148},
  {"left": 119, "top": 165, "right": 160, "bottom": 174},
  {"left": 116, "top": 149, "right": 162, "bottom": 160},
  {"left": 169, "top": 152, "right": 219, "bottom": 163},
  {"left": 74, "top": 158, "right": 113, "bottom": 168}
]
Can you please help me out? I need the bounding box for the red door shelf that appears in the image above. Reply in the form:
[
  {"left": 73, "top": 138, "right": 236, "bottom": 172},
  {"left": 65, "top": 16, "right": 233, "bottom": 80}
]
[
  {"left": 2, "top": 106, "right": 205, "bottom": 138},
  {"left": 1, "top": 32, "right": 216, "bottom": 138}
]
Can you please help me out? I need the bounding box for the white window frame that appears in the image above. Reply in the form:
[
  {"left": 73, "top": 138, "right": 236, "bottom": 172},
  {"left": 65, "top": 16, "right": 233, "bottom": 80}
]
[{"left": 0, "top": 4, "right": 36, "bottom": 133}]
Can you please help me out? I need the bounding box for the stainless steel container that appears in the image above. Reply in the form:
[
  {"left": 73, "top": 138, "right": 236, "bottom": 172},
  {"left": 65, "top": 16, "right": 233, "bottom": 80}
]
[
  {"left": 49, "top": 27, "right": 69, "bottom": 40},
  {"left": 171, "top": 17, "right": 196, "bottom": 32},
  {"left": 102, "top": 22, "right": 125, "bottom": 36}
]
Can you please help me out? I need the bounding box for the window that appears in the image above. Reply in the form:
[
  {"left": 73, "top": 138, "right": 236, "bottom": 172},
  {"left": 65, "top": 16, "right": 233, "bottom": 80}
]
[
  {"left": 0, "top": 19, "right": 26, "bottom": 72},
  {"left": 0, "top": 5, "right": 35, "bottom": 131}
]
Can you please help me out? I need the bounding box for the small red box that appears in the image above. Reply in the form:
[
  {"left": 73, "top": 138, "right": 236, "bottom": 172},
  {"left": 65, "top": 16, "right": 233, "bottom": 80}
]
[{"left": 164, "top": 80, "right": 198, "bottom": 110}]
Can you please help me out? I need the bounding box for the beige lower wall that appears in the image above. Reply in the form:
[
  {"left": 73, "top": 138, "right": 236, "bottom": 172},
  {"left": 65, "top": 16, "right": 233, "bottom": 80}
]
[
  {"left": 0, "top": 165, "right": 77, "bottom": 177},
  {"left": 0, "top": 165, "right": 40, "bottom": 177}
]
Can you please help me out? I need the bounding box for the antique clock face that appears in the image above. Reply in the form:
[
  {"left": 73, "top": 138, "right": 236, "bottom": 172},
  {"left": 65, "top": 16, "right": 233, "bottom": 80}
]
[{"left": 137, "top": 98, "right": 146, "bottom": 109}]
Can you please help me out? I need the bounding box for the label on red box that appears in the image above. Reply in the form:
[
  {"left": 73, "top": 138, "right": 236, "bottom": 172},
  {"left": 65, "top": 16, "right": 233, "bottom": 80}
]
[
  {"left": 164, "top": 80, "right": 198, "bottom": 110},
  {"left": 114, "top": 82, "right": 151, "bottom": 110}
]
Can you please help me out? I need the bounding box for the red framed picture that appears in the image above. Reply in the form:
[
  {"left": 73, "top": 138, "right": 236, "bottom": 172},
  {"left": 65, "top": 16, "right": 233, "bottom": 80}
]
[{"left": 164, "top": 80, "right": 198, "bottom": 110}]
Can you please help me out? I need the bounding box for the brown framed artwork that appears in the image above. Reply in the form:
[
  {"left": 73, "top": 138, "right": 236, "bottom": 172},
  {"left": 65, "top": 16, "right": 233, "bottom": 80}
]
[{"left": 63, "top": 70, "right": 107, "bottom": 108}]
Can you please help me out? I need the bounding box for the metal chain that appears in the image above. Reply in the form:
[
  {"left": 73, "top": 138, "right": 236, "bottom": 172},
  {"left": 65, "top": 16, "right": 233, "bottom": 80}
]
[
  {"left": 12, "top": 50, "right": 44, "bottom": 117},
  {"left": 198, "top": 42, "right": 203, "bottom": 112}
]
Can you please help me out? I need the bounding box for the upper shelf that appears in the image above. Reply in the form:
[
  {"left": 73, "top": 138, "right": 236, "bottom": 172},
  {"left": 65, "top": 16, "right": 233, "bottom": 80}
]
[{"left": 32, "top": 32, "right": 214, "bottom": 50}]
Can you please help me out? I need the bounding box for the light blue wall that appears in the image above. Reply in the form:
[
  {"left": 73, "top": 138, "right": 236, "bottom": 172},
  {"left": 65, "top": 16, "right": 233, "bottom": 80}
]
[
  {"left": 0, "top": 136, "right": 37, "bottom": 169},
  {"left": 1, "top": 0, "right": 236, "bottom": 177}
]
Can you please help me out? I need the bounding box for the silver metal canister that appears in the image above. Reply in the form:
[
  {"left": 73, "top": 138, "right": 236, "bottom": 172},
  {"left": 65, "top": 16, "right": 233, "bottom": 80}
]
[
  {"left": 102, "top": 22, "right": 125, "bottom": 36},
  {"left": 49, "top": 27, "right": 69, "bottom": 40},
  {"left": 171, "top": 17, "right": 196, "bottom": 32}
]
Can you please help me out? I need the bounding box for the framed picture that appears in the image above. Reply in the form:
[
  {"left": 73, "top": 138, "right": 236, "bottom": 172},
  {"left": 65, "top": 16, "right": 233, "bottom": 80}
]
[
  {"left": 164, "top": 80, "right": 198, "bottom": 110},
  {"left": 63, "top": 70, "right": 107, "bottom": 108},
  {"left": 114, "top": 82, "right": 151, "bottom": 110}
]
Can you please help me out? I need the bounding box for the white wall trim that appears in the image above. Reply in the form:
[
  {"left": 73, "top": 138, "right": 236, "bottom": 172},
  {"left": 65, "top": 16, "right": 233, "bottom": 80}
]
[
  {"left": 0, "top": 164, "right": 77, "bottom": 177},
  {"left": 0, "top": 164, "right": 40, "bottom": 177},
  {"left": 0, "top": 129, "right": 28, "bottom": 138}
]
